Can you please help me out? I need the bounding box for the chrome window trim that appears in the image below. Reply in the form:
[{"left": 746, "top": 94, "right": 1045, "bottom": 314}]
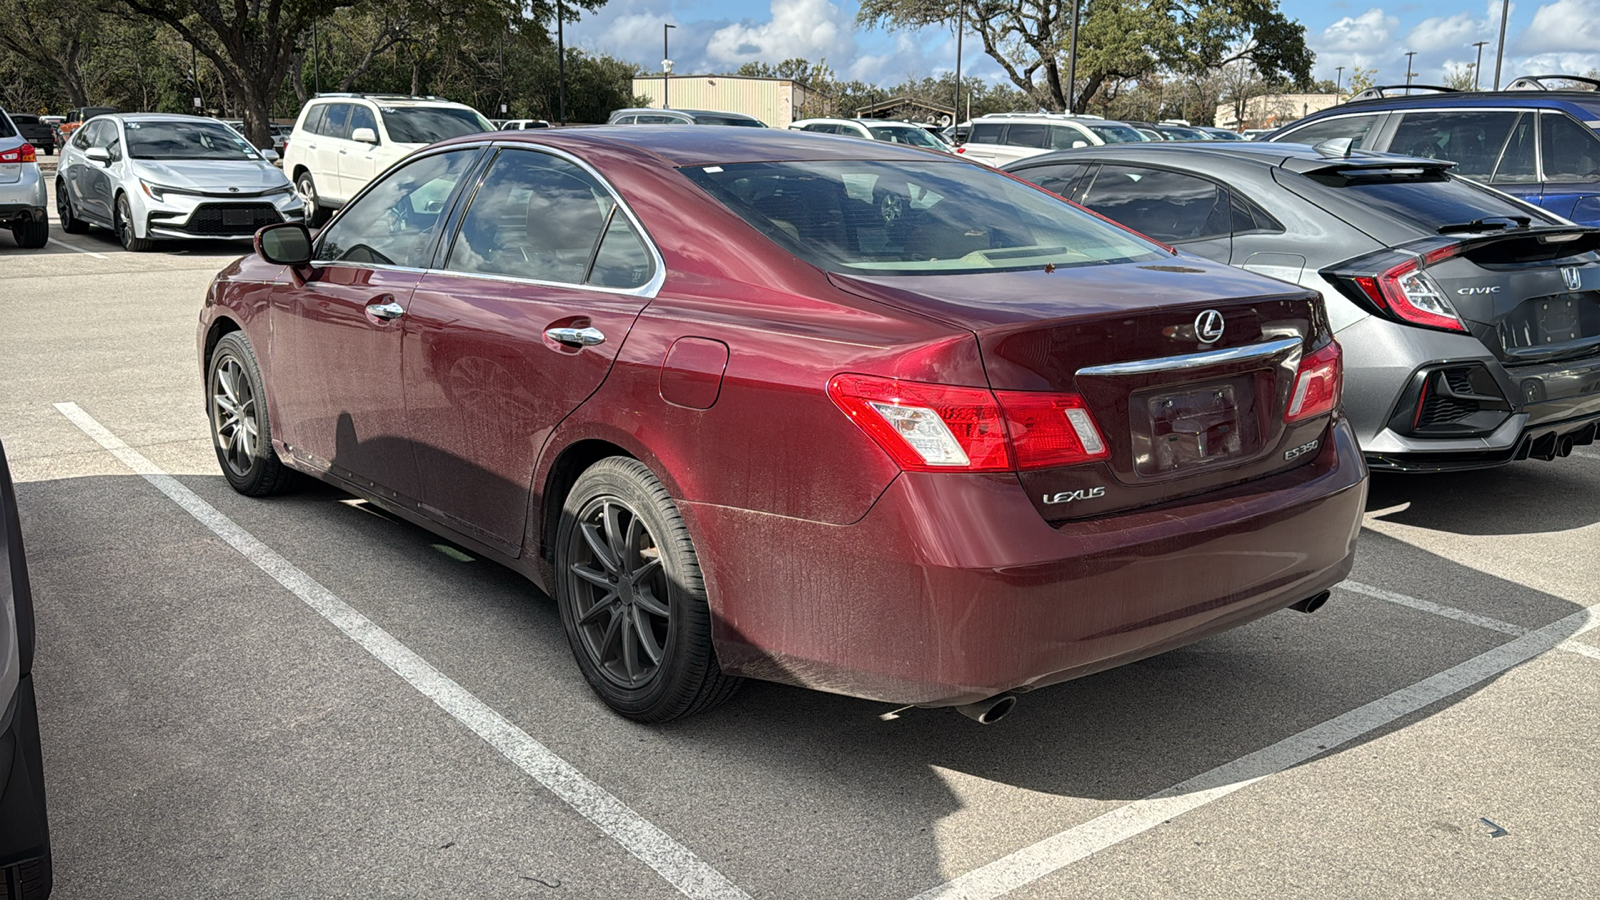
[{"left": 1076, "top": 336, "right": 1302, "bottom": 377}]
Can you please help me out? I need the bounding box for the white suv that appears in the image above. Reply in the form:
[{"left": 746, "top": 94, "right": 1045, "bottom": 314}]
[
  {"left": 955, "top": 113, "right": 1149, "bottom": 167},
  {"left": 284, "top": 93, "right": 491, "bottom": 224}
]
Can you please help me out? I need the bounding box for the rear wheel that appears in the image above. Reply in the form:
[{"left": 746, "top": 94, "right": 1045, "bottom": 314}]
[
  {"left": 296, "top": 171, "right": 329, "bottom": 227},
  {"left": 56, "top": 183, "right": 88, "bottom": 234},
  {"left": 114, "top": 194, "right": 154, "bottom": 252},
  {"left": 556, "top": 457, "right": 741, "bottom": 722},
  {"left": 207, "top": 332, "right": 296, "bottom": 496},
  {"left": 12, "top": 218, "right": 48, "bottom": 249}
]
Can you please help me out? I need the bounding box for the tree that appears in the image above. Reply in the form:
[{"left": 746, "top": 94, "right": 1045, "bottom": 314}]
[
  {"left": 0, "top": 0, "right": 106, "bottom": 107},
  {"left": 1345, "top": 65, "right": 1377, "bottom": 96}
]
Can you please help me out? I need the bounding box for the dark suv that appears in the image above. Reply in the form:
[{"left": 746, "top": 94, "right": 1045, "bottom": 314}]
[{"left": 1264, "top": 78, "right": 1600, "bottom": 225}]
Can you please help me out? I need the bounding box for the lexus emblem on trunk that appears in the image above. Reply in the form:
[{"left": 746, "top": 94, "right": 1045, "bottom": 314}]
[
  {"left": 1563, "top": 267, "right": 1582, "bottom": 291},
  {"left": 1194, "top": 309, "right": 1225, "bottom": 344}
]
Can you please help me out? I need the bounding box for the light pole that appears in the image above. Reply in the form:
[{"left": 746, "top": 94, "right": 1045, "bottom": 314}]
[
  {"left": 1493, "top": 0, "right": 1510, "bottom": 90},
  {"left": 954, "top": 4, "right": 963, "bottom": 128},
  {"left": 1472, "top": 40, "right": 1488, "bottom": 90},
  {"left": 1335, "top": 65, "right": 1344, "bottom": 96},
  {"left": 1065, "top": 0, "right": 1082, "bottom": 113},
  {"left": 662, "top": 23, "right": 676, "bottom": 110},
  {"left": 557, "top": 0, "right": 567, "bottom": 124},
  {"left": 1404, "top": 51, "right": 1416, "bottom": 87}
]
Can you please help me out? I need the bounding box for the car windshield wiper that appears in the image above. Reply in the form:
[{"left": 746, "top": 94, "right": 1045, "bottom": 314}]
[{"left": 1438, "top": 215, "right": 1532, "bottom": 234}]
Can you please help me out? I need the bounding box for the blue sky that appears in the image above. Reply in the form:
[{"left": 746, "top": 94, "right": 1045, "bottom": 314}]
[{"left": 562, "top": 1, "right": 1600, "bottom": 89}]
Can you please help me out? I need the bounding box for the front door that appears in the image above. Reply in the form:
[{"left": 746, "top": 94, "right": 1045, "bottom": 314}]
[
  {"left": 269, "top": 146, "right": 482, "bottom": 502},
  {"left": 402, "top": 147, "right": 659, "bottom": 552}
]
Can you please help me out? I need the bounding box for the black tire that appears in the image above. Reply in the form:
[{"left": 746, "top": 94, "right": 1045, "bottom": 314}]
[
  {"left": 114, "top": 193, "right": 155, "bottom": 252},
  {"left": 206, "top": 332, "right": 296, "bottom": 496},
  {"left": 296, "top": 170, "right": 329, "bottom": 227},
  {"left": 12, "top": 218, "right": 48, "bottom": 249},
  {"left": 56, "top": 182, "right": 88, "bottom": 234},
  {"left": 556, "top": 457, "right": 742, "bottom": 722}
]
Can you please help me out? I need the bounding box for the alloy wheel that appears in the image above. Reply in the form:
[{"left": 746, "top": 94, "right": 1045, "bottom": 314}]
[
  {"left": 210, "top": 355, "right": 259, "bottom": 478},
  {"left": 565, "top": 497, "right": 672, "bottom": 689}
]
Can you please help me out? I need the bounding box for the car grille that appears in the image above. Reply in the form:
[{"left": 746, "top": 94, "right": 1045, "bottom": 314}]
[{"left": 182, "top": 203, "right": 283, "bottom": 235}]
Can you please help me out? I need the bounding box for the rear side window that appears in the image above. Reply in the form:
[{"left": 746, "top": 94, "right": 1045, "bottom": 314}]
[
  {"left": 1388, "top": 110, "right": 1518, "bottom": 180},
  {"left": 302, "top": 104, "right": 329, "bottom": 136},
  {"left": 1541, "top": 112, "right": 1600, "bottom": 183},
  {"left": 1277, "top": 114, "right": 1382, "bottom": 149},
  {"left": 447, "top": 149, "right": 650, "bottom": 288},
  {"left": 1080, "top": 165, "right": 1231, "bottom": 243},
  {"left": 969, "top": 122, "right": 1004, "bottom": 144},
  {"left": 1492, "top": 114, "right": 1537, "bottom": 183},
  {"left": 694, "top": 115, "right": 763, "bottom": 127}
]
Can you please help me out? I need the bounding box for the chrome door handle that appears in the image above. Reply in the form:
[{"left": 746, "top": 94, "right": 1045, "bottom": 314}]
[
  {"left": 544, "top": 326, "right": 605, "bottom": 346},
  {"left": 366, "top": 300, "right": 405, "bottom": 321}
]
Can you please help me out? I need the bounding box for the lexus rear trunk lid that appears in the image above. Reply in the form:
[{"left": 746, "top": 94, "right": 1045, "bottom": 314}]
[{"left": 831, "top": 259, "right": 1341, "bottom": 520}]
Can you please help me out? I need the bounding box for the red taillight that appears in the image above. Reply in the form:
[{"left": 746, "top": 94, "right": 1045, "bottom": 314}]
[
  {"left": 1286, "top": 341, "right": 1342, "bottom": 423},
  {"left": 827, "top": 374, "right": 1109, "bottom": 472},
  {"left": 1351, "top": 250, "right": 1466, "bottom": 332},
  {"left": 0, "top": 143, "right": 36, "bottom": 164}
]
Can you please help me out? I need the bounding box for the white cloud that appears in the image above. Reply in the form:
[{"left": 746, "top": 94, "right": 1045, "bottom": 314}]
[
  {"left": 1405, "top": 12, "right": 1483, "bottom": 53},
  {"left": 704, "top": 0, "right": 852, "bottom": 67},
  {"left": 1319, "top": 8, "right": 1400, "bottom": 54},
  {"left": 1516, "top": 0, "right": 1600, "bottom": 55}
]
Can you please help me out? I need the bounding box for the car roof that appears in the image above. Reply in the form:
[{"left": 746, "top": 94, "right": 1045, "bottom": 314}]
[
  {"left": 1286, "top": 88, "right": 1600, "bottom": 123},
  {"left": 438, "top": 126, "right": 952, "bottom": 167},
  {"left": 1003, "top": 141, "right": 1449, "bottom": 173},
  {"left": 105, "top": 113, "right": 237, "bottom": 124}
]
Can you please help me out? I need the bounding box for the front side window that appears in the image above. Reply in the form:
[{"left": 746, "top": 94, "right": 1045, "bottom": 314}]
[
  {"left": 694, "top": 115, "right": 764, "bottom": 127},
  {"left": 1277, "top": 114, "right": 1382, "bottom": 149},
  {"left": 125, "top": 121, "right": 259, "bottom": 160},
  {"left": 1388, "top": 110, "right": 1518, "bottom": 179},
  {"left": 1048, "top": 125, "right": 1094, "bottom": 150},
  {"left": 349, "top": 105, "right": 379, "bottom": 142},
  {"left": 446, "top": 149, "right": 652, "bottom": 288},
  {"left": 379, "top": 106, "right": 492, "bottom": 143},
  {"left": 1541, "top": 112, "right": 1600, "bottom": 183},
  {"left": 316, "top": 149, "right": 477, "bottom": 268},
  {"left": 685, "top": 159, "right": 1165, "bottom": 275},
  {"left": 1005, "top": 124, "right": 1049, "bottom": 148},
  {"left": 1080, "top": 165, "right": 1231, "bottom": 243},
  {"left": 322, "top": 103, "right": 353, "bottom": 140}
]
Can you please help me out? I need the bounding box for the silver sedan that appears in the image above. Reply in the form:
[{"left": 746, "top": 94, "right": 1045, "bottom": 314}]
[{"left": 56, "top": 113, "right": 303, "bottom": 251}]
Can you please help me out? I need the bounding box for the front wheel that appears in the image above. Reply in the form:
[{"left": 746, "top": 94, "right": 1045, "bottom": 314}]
[
  {"left": 556, "top": 457, "right": 741, "bottom": 722},
  {"left": 207, "top": 332, "right": 296, "bottom": 496},
  {"left": 296, "top": 171, "right": 329, "bottom": 227},
  {"left": 114, "top": 194, "right": 154, "bottom": 252}
]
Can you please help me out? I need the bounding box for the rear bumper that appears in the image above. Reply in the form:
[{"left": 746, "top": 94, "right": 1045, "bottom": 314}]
[
  {"left": 0, "top": 675, "right": 51, "bottom": 895},
  {"left": 687, "top": 418, "right": 1367, "bottom": 706}
]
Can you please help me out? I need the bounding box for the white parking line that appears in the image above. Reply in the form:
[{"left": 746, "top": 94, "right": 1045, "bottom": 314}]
[
  {"left": 46, "top": 238, "right": 107, "bottom": 259},
  {"left": 1573, "top": 448, "right": 1600, "bottom": 461},
  {"left": 1339, "top": 580, "right": 1600, "bottom": 661},
  {"left": 907, "top": 592, "right": 1600, "bottom": 900},
  {"left": 54, "top": 402, "right": 752, "bottom": 900}
]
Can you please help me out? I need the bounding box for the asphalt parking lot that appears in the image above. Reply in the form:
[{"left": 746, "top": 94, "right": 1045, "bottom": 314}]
[{"left": 3, "top": 192, "right": 1598, "bottom": 899}]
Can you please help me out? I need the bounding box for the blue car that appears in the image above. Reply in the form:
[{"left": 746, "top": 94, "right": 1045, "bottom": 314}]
[{"left": 1264, "top": 77, "right": 1600, "bottom": 225}]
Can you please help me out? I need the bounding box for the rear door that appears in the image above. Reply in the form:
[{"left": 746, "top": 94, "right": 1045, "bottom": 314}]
[{"left": 402, "top": 147, "right": 659, "bottom": 552}]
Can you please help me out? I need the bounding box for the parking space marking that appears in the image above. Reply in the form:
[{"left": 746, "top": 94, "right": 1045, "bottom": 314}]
[
  {"left": 54, "top": 402, "right": 753, "bottom": 900},
  {"left": 1573, "top": 449, "right": 1600, "bottom": 461},
  {"left": 46, "top": 238, "right": 107, "bottom": 259},
  {"left": 1339, "top": 581, "right": 1600, "bottom": 662},
  {"left": 907, "top": 596, "right": 1600, "bottom": 900}
]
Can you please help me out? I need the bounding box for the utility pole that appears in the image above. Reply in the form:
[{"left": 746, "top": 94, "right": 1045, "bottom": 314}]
[
  {"left": 662, "top": 23, "right": 676, "bottom": 110},
  {"left": 1404, "top": 51, "right": 1416, "bottom": 87},
  {"left": 1472, "top": 41, "right": 1489, "bottom": 90},
  {"left": 1335, "top": 65, "right": 1344, "bottom": 96},
  {"left": 1493, "top": 0, "right": 1510, "bottom": 90},
  {"left": 557, "top": 0, "right": 567, "bottom": 124},
  {"left": 311, "top": 19, "right": 320, "bottom": 95},
  {"left": 1065, "top": 0, "right": 1082, "bottom": 114},
  {"left": 953, "top": 4, "right": 963, "bottom": 128}
]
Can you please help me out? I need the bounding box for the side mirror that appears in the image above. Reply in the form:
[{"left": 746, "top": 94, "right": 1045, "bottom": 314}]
[
  {"left": 351, "top": 127, "right": 378, "bottom": 144},
  {"left": 85, "top": 146, "right": 111, "bottom": 163},
  {"left": 1071, "top": 140, "right": 1088, "bottom": 149},
  {"left": 256, "top": 223, "right": 313, "bottom": 282},
  {"left": 261, "top": 148, "right": 280, "bottom": 162}
]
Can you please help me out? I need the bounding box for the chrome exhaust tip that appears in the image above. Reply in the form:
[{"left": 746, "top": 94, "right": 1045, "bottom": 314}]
[
  {"left": 1288, "top": 590, "right": 1331, "bottom": 614},
  {"left": 955, "top": 693, "right": 1018, "bottom": 725}
]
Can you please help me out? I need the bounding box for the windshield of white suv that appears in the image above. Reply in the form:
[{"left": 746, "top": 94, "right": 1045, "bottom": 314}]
[
  {"left": 868, "top": 126, "right": 948, "bottom": 149},
  {"left": 1087, "top": 123, "right": 1149, "bottom": 143},
  {"left": 125, "top": 120, "right": 260, "bottom": 160},
  {"left": 685, "top": 159, "right": 1166, "bottom": 275},
  {"left": 379, "top": 106, "right": 493, "bottom": 144}
]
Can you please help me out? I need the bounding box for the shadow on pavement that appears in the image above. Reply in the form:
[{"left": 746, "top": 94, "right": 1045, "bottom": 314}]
[{"left": 1363, "top": 458, "right": 1600, "bottom": 536}]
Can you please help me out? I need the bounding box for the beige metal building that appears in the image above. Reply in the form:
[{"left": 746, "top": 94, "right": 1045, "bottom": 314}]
[
  {"left": 1215, "top": 93, "right": 1344, "bottom": 130},
  {"left": 630, "top": 74, "right": 828, "bottom": 126}
]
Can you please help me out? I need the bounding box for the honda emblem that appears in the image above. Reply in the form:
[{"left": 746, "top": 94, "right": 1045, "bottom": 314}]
[{"left": 1563, "top": 266, "right": 1582, "bottom": 292}]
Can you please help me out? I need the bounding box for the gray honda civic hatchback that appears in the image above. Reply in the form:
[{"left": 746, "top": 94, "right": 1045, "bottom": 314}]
[{"left": 1008, "top": 142, "right": 1600, "bottom": 471}]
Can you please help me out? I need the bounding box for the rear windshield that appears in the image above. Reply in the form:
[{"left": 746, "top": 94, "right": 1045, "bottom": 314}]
[
  {"left": 1313, "top": 168, "right": 1560, "bottom": 230},
  {"left": 692, "top": 115, "right": 765, "bottom": 127},
  {"left": 379, "top": 106, "right": 491, "bottom": 143},
  {"left": 11, "top": 114, "right": 40, "bottom": 125},
  {"left": 684, "top": 159, "right": 1166, "bottom": 275},
  {"left": 1088, "top": 123, "right": 1150, "bottom": 143},
  {"left": 126, "top": 120, "right": 261, "bottom": 160}
]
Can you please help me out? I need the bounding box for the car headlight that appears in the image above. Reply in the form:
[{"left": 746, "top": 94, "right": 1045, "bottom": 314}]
[{"left": 140, "top": 180, "right": 165, "bottom": 201}]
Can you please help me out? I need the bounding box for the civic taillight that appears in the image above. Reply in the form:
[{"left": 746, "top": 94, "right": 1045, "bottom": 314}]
[
  {"left": 0, "top": 143, "right": 36, "bottom": 164},
  {"left": 827, "top": 374, "right": 1109, "bottom": 472},
  {"left": 1350, "top": 248, "right": 1466, "bottom": 332},
  {"left": 1286, "top": 341, "right": 1342, "bottom": 423}
]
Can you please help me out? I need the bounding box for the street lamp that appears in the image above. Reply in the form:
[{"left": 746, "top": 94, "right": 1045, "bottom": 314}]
[
  {"left": 1473, "top": 40, "right": 1489, "bottom": 91},
  {"left": 663, "top": 23, "right": 676, "bottom": 110},
  {"left": 557, "top": 0, "right": 567, "bottom": 125},
  {"left": 1335, "top": 65, "right": 1344, "bottom": 96},
  {"left": 1065, "top": 0, "right": 1082, "bottom": 113},
  {"left": 1404, "top": 51, "right": 1416, "bottom": 87},
  {"left": 1493, "top": 0, "right": 1510, "bottom": 90},
  {"left": 953, "top": 5, "right": 963, "bottom": 128}
]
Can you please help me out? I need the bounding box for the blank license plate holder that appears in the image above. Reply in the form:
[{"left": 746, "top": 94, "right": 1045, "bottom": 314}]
[{"left": 1132, "top": 375, "right": 1261, "bottom": 476}]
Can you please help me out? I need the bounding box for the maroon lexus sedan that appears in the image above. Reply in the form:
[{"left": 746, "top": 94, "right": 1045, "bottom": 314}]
[{"left": 197, "top": 128, "right": 1367, "bottom": 723}]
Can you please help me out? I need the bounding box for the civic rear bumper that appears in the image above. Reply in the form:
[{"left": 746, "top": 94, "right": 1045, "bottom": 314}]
[
  {"left": 0, "top": 675, "right": 51, "bottom": 894},
  {"left": 685, "top": 418, "right": 1368, "bottom": 707}
]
